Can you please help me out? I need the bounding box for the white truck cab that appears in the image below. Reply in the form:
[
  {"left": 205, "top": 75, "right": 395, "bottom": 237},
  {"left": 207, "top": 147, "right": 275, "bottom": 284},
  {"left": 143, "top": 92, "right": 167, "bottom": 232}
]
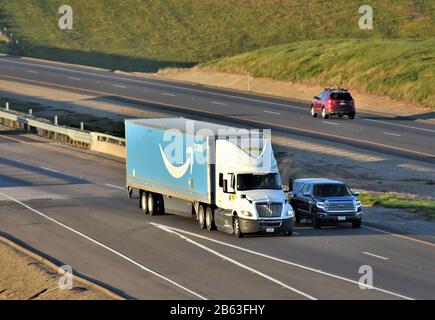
[{"left": 213, "top": 138, "right": 294, "bottom": 237}]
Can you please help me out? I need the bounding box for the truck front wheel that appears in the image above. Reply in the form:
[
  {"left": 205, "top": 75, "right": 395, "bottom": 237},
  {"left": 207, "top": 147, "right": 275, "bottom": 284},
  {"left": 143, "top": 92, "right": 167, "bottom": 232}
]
[
  {"left": 233, "top": 216, "right": 243, "bottom": 238},
  {"left": 140, "top": 191, "right": 148, "bottom": 214},
  {"left": 198, "top": 205, "right": 206, "bottom": 229}
]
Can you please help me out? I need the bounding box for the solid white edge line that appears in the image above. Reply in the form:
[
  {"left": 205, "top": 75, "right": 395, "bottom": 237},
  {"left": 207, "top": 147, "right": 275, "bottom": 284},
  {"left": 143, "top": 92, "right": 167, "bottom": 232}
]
[
  {"left": 362, "top": 252, "right": 389, "bottom": 260},
  {"left": 154, "top": 224, "right": 316, "bottom": 300},
  {"left": 150, "top": 223, "right": 413, "bottom": 300},
  {"left": 0, "top": 58, "right": 306, "bottom": 111},
  {"left": 0, "top": 191, "right": 206, "bottom": 300}
]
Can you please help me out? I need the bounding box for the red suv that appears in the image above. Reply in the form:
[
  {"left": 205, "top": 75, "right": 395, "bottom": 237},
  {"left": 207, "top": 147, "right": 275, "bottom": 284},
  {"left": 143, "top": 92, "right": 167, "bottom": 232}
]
[{"left": 311, "top": 88, "right": 356, "bottom": 119}]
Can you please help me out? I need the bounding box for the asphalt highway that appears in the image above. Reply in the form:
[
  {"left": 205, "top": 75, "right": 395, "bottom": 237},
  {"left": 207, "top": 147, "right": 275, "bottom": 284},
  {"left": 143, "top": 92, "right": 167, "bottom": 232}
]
[
  {"left": 0, "top": 129, "right": 434, "bottom": 300},
  {"left": 0, "top": 56, "right": 434, "bottom": 164}
]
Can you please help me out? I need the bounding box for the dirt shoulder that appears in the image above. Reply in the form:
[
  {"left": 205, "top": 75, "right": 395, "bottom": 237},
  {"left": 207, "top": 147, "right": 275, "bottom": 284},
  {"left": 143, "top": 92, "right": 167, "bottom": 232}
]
[
  {"left": 146, "top": 68, "right": 433, "bottom": 121},
  {"left": 0, "top": 239, "right": 113, "bottom": 300}
]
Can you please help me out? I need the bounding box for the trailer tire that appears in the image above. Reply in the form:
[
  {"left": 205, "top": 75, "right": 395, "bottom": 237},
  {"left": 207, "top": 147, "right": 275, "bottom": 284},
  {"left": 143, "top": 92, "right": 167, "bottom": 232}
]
[
  {"left": 198, "top": 205, "right": 206, "bottom": 229},
  {"left": 156, "top": 194, "right": 165, "bottom": 215},
  {"left": 140, "top": 191, "right": 148, "bottom": 214},
  {"left": 205, "top": 206, "right": 216, "bottom": 231},
  {"left": 148, "top": 192, "right": 157, "bottom": 216}
]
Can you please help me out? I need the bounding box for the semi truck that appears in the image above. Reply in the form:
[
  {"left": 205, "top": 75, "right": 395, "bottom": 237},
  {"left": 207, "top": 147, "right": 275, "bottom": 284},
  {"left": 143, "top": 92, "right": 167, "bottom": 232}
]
[{"left": 125, "top": 118, "right": 294, "bottom": 237}]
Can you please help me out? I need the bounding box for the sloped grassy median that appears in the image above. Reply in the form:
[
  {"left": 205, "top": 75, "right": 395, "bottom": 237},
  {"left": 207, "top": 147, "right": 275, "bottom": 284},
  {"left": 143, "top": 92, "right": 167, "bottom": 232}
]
[
  {"left": 201, "top": 39, "right": 435, "bottom": 109},
  {"left": 359, "top": 193, "right": 435, "bottom": 219}
]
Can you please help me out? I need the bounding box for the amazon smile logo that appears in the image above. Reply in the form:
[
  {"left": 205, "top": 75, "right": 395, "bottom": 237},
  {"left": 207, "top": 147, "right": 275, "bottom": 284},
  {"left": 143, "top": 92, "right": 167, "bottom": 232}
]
[{"left": 159, "top": 144, "right": 203, "bottom": 179}]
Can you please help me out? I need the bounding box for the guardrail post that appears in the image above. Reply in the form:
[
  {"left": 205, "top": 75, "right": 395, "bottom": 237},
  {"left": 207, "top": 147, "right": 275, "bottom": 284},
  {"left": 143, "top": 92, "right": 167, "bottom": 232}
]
[
  {"left": 5, "top": 102, "right": 9, "bottom": 110},
  {"left": 80, "top": 122, "right": 84, "bottom": 131},
  {"left": 54, "top": 115, "right": 58, "bottom": 126},
  {"left": 29, "top": 109, "right": 32, "bottom": 116}
]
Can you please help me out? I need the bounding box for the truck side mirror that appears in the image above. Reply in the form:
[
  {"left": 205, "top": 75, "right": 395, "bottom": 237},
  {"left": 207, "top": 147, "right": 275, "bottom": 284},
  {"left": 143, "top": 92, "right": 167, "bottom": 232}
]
[
  {"left": 223, "top": 180, "right": 228, "bottom": 193},
  {"left": 353, "top": 190, "right": 360, "bottom": 196}
]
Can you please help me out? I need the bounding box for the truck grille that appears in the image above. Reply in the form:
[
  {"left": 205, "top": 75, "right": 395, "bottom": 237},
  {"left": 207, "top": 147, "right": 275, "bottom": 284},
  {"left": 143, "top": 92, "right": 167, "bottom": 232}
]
[
  {"left": 256, "top": 203, "right": 282, "bottom": 218},
  {"left": 325, "top": 201, "right": 355, "bottom": 212}
]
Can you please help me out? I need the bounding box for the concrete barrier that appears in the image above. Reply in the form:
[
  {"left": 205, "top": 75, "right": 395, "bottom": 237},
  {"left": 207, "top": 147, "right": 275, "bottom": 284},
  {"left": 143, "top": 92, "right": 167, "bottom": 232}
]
[{"left": 90, "top": 132, "right": 126, "bottom": 159}]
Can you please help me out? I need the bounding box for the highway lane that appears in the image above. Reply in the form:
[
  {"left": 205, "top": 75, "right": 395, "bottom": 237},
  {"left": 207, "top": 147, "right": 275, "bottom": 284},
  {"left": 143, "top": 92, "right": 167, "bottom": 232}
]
[
  {"left": 0, "top": 130, "right": 434, "bottom": 299},
  {"left": 0, "top": 56, "right": 434, "bottom": 164}
]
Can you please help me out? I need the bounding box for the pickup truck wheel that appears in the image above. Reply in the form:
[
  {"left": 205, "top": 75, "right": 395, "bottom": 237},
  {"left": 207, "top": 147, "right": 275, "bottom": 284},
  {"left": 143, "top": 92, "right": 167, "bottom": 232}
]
[
  {"left": 352, "top": 220, "right": 362, "bottom": 228},
  {"left": 312, "top": 212, "right": 322, "bottom": 229},
  {"left": 233, "top": 216, "right": 243, "bottom": 238},
  {"left": 205, "top": 207, "right": 216, "bottom": 231},
  {"left": 283, "top": 230, "right": 293, "bottom": 236},
  {"left": 311, "top": 106, "right": 318, "bottom": 118},
  {"left": 140, "top": 191, "right": 148, "bottom": 214},
  {"left": 348, "top": 112, "right": 356, "bottom": 119},
  {"left": 198, "top": 205, "right": 206, "bottom": 229},
  {"left": 148, "top": 192, "right": 156, "bottom": 216},
  {"left": 321, "top": 107, "right": 329, "bottom": 119}
]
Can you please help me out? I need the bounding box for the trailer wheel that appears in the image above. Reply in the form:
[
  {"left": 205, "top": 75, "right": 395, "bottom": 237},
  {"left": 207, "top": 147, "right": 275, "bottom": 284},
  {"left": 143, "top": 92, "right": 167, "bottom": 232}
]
[
  {"left": 156, "top": 194, "right": 165, "bottom": 215},
  {"left": 148, "top": 192, "right": 157, "bottom": 216},
  {"left": 198, "top": 205, "right": 206, "bottom": 229},
  {"left": 205, "top": 206, "right": 216, "bottom": 231},
  {"left": 140, "top": 191, "right": 148, "bottom": 214}
]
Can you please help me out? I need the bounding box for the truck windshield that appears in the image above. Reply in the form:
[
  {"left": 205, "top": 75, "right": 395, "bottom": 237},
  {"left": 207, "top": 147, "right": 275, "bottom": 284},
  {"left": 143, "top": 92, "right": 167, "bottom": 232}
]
[
  {"left": 313, "top": 184, "right": 352, "bottom": 197},
  {"left": 237, "top": 173, "right": 282, "bottom": 191}
]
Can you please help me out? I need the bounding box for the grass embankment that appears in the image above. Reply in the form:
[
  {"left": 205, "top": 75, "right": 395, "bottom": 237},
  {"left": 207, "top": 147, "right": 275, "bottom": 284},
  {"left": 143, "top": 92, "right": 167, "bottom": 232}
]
[
  {"left": 201, "top": 39, "right": 435, "bottom": 109},
  {"left": 0, "top": 0, "right": 433, "bottom": 71},
  {"left": 359, "top": 193, "right": 435, "bottom": 219}
]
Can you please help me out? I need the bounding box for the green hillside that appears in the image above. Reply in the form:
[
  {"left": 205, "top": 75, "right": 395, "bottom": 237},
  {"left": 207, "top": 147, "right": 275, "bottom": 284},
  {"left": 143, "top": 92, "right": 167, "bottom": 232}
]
[
  {"left": 202, "top": 39, "right": 435, "bottom": 108},
  {"left": 0, "top": 0, "right": 434, "bottom": 71}
]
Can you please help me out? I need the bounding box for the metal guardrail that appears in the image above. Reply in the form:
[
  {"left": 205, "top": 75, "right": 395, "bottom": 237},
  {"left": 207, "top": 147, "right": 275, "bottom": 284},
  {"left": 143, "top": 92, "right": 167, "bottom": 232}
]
[
  {"left": 0, "top": 109, "right": 92, "bottom": 144},
  {"left": 0, "top": 108, "right": 127, "bottom": 158}
]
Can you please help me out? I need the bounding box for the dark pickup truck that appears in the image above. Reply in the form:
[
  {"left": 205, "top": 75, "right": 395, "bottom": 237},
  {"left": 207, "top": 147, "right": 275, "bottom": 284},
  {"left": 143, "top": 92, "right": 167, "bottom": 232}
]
[{"left": 289, "top": 178, "right": 363, "bottom": 228}]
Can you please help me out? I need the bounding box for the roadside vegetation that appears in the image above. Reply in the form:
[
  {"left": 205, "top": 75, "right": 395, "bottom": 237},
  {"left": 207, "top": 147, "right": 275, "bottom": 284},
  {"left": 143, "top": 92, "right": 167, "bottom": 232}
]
[
  {"left": 359, "top": 192, "right": 435, "bottom": 219},
  {"left": 201, "top": 39, "right": 435, "bottom": 109},
  {"left": 0, "top": 0, "right": 433, "bottom": 70}
]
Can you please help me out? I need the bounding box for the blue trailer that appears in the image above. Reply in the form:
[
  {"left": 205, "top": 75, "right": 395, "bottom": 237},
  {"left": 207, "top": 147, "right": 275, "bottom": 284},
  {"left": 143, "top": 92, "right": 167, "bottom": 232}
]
[{"left": 125, "top": 118, "right": 294, "bottom": 237}]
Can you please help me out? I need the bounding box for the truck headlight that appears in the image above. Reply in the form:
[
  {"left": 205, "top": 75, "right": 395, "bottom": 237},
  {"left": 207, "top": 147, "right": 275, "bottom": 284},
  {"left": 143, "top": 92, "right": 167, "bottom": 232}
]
[
  {"left": 286, "top": 210, "right": 294, "bottom": 218},
  {"left": 355, "top": 200, "right": 362, "bottom": 208},
  {"left": 240, "top": 210, "right": 253, "bottom": 218},
  {"left": 283, "top": 205, "right": 294, "bottom": 218}
]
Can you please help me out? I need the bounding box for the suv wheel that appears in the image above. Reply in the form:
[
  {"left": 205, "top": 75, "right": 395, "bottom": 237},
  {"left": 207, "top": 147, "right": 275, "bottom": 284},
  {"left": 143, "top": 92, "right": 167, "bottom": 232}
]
[
  {"left": 348, "top": 112, "right": 355, "bottom": 119},
  {"left": 311, "top": 106, "right": 318, "bottom": 118},
  {"left": 321, "top": 107, "right": 329, "bottom": 119}
]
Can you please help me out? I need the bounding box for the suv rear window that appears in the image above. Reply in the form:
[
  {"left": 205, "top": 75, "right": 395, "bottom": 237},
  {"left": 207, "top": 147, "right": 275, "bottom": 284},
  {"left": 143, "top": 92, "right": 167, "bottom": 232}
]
[{"left": 330, "top": 92, "right": 352, "bottom": 100}]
